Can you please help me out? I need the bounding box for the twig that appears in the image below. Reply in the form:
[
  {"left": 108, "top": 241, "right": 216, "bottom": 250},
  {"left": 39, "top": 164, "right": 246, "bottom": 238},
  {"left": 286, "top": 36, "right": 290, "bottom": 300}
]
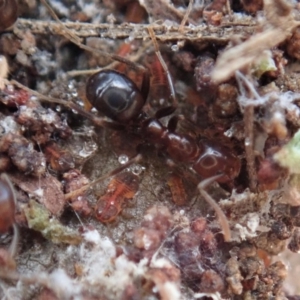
[
  {"left": 66, "top": 40, "right": 153, "bottom": 77},
  {"left": 212, "top": 0, "right": 300, "bottom": 82},
  {"left": 235, "top": 71, "right": 258, "bottom": 192},
  {"left": 198, "top": 175, "right": 231, "bottom": 242},
  {"left": 14, "top": 18, "right": 257, "bottom": 43},
  {"left": 179, "top": 0, "right": 194, "bottom": 33},
  {"left": 243, "top": 105, "right": 257, "bottom": 192}
]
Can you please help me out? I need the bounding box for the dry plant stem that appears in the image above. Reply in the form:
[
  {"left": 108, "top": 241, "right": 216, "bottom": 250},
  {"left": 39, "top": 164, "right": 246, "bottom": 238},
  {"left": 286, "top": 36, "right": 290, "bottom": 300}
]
[
  {"left": 40, "top": 0, "right": 81, "bottom": 44},
  {"left": 148, "top": 27, "right": 177, "bottom": 107},
  {"left": 212, "top": 0, "right": 300, "bottom": 83},
  {"left": 40, "top": 0, "right": 146, "bottom": 73},
  {"left": 197, "top": 175, "right": 231, "bottom": 242},
  {"left": 235, "top": 71, "right": 258, "bottom": 192},
  {"left": 226, "top": 0, "right": 232, "bottom": 18},
  {"left": 212, "top": 29, "right": 290, "bottom": 82},
  {"left": 179, "top": 0, "right": 194, "bottom": 33},
  {"left": 140, "top": 0, "right": 197, "bottom": 26},
  {"left": 66, "top": 41, "right": 153, "bottom": 77},
  {"left": 9, "top": 224, "right": 19, "bottom": 258},
  {"left": 14, "top": 18, "right": 256, "bottom": 43},
  {"left": 243, "top": 105, "right": 257, "bottom": 192}
]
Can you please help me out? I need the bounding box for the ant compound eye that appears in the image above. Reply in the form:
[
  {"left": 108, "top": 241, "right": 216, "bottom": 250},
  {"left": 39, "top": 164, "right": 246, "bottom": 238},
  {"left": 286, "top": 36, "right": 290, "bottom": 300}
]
[
  {"left": 86, "top": 70, "right": 145, "bottom": 123},
  {"left": 0, "top": 0, "right": 19, "bottom": 31},
  {"left": 0, "top": 174, "right": 16, "bottom": 233}
]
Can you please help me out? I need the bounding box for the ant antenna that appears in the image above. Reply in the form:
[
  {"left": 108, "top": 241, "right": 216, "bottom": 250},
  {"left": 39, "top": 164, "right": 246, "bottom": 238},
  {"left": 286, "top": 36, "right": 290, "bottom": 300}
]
[
  {"left": 148, "top": 27, "right": 177, "bottom": 109},
  {"left": 197, "top": 174, "right": 231, "bottom": 242}
]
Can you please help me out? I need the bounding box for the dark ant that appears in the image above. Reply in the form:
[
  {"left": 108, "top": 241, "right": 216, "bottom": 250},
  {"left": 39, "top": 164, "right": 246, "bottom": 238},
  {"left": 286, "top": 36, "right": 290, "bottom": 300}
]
[
  {"left": 85, "top": 69, "right": 240, "bottom": 182},
  {"left": 11, "top": 29, "right": 240, "bottom": 241},
  {"left": 0, "top": 0, "right": 19, "bottom": 31}
]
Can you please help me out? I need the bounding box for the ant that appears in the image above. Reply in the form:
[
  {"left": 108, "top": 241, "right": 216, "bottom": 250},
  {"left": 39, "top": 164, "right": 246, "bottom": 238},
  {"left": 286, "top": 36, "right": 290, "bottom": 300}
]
[
  {"left": 85, "top": 67, "right": 240, "bottom": 182},
  {"left": 0, "top": 174, "right": 19, "bottom": 268},
  {"left": 95, "top": 171, "right": 139, "bottom": 223},
  {"left": 11, "top": 28, "right": 241, "bottom": 242}
]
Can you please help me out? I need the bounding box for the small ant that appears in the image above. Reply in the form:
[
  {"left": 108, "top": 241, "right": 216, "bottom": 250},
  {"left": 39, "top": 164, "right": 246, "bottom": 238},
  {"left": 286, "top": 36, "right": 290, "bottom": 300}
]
[
  {"left": 95, "top": 171, "right": 139, "bottom": 223},
  {"left": 11, "top": 29, "right": 240, "bottom": 241}
]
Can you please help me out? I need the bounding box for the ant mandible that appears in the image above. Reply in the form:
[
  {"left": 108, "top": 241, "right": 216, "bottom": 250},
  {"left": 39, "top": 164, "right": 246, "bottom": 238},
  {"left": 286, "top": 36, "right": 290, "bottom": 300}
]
[{"left": 12, "top": 29, "right": 240, "bottom": 242}]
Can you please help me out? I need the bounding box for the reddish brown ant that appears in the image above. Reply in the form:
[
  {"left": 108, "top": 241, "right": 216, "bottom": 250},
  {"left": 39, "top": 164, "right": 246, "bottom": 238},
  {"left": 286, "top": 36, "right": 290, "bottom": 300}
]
[
  {"left": 11, "top": 29, "right": 240, "bottom": 241},
  {"left": 95, "top": 171, "right": 139, "bottom": 223},
  {"left": 84, "top": 69, "right": 240, "bottom": 183},
  {"left": 0, "top": 174, "right": 19, "bottom": 267}
]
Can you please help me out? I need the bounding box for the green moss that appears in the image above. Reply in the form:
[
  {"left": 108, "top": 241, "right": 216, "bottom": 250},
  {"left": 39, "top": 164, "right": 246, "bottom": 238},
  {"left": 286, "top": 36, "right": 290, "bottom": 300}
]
[
  {"left": 252, "top": 51, "right": 277, "bottom": 79},
  {"left": 274, "top": 130, "right": 300, "bottom": 173},
  {"left": 24, "top": 200, "right": 82, "bottom": 245}
]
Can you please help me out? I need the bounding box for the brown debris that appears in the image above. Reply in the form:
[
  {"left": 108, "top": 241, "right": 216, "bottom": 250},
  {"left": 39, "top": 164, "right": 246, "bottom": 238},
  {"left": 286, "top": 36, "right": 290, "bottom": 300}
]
[
  {"left": 45, "top": 142, "right": 75, "bottom": 173},
  {"left": 0, "top": 133, "right": 46, "bottom": 176},
  {"left": 288, "top": 228, "right": 300, "bottom": 253},
  {"left": 9, "top": 173, "right": 65, "bottom": 216}
]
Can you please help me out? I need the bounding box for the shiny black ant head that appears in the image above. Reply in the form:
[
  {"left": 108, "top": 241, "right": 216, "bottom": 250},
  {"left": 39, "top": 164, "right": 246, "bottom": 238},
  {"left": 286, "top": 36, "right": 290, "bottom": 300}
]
[
  {"left": 86, "top": 70, "right": 146, "bottom": 123},
  {"left": 0, "top": 174, "right": 16, "bottom": 233}
]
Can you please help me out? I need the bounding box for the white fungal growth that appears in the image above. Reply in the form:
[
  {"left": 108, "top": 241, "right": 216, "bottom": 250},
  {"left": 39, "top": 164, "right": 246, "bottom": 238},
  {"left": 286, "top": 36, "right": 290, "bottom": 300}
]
[
  {"left": 48, "top": 269, "right": 81, "bottom": 298},
  {"left": 233, "top": 213, "right": 260, "bottom": 241}
]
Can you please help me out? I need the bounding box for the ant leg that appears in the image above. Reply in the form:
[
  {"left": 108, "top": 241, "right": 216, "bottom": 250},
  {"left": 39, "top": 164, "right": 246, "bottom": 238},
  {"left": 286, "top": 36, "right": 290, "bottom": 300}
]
[
  {"left": 155, "top": 106, "right": 177, "bottom": 119},
  {"left": 197, "top": 174, "right": 231, "bottom": 242},
  {"left": 179, "top": 0, "right": 194, "bottom": 32},
  {"left": 10, "top": 80, "right": 126, "bottom": 131},
  {"left": 140, "top": 68, "right": 150, "bottom": 102},
  {"left": 148, "top": 27, "right": 177, "bottom": 110},
  {"left": 167, "top": 115, "right": 185, "bottom": 132}
]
